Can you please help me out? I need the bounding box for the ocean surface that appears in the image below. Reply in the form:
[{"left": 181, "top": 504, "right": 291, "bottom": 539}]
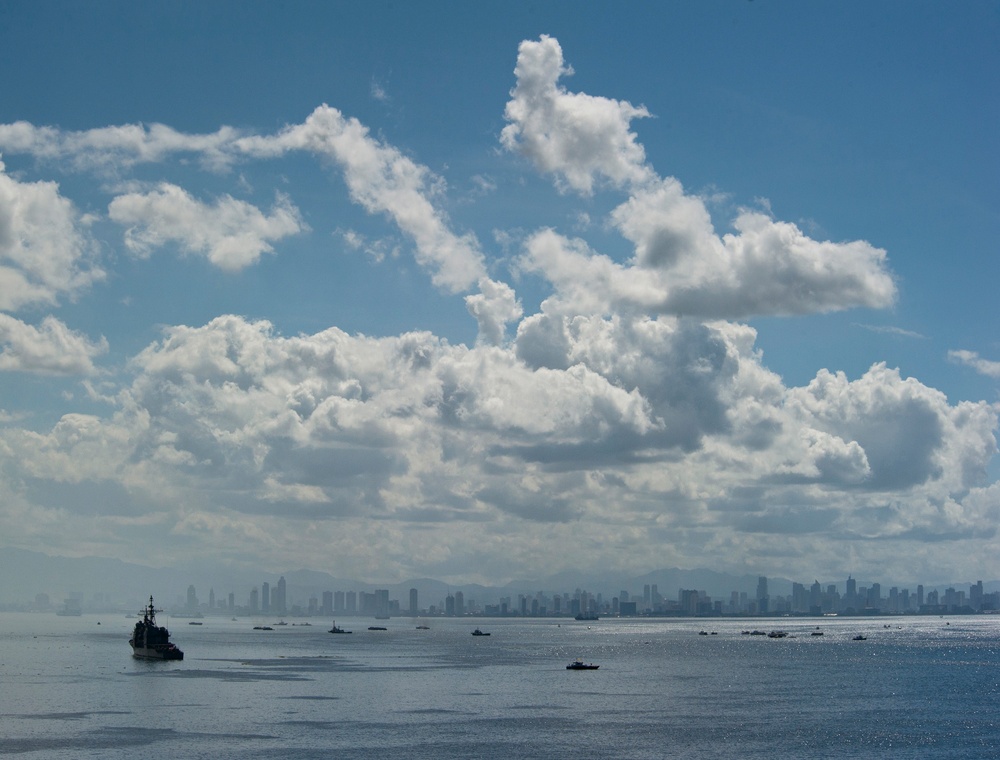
[{"left": 1, "top": 612, "right": 998, "bottom": 758}]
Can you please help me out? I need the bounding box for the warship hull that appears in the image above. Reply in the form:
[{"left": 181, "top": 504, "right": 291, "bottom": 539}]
[{"left": 130, "top": 643, "right": 184, "bottom": 660}]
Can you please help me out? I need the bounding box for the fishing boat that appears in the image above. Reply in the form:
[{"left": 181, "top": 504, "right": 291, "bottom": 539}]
[
  {"left": 329, "top": 621, "right": 352, "bottom": 634},
  {"left": 566, "top": 659, "right": 599, "bottom": 670}
]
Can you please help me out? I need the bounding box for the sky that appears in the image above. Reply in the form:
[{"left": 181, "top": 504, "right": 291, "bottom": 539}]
[{"left": 0, "top": 1, "right": 997, "bottom": 588}]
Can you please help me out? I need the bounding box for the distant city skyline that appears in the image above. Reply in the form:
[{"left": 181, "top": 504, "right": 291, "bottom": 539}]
[
  {"left": 9, "top": 550, "right": 997, "bottom": 620},
  {"left": 173, "top": 575, "right": 997, "bottom": 619}
]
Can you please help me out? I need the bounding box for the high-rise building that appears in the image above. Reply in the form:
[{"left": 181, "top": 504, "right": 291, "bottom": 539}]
[
  {"left": 208, "top": 588, "right": 215, "bottom": 609},
  {"left": 409, "top": 588, "right": 418, "bottom": 616},
  {"left": 845, "top": 576, "right": 857, "bottom": 610},
  {"left": 275, "top": 576, "right": 287, "bottom": 615},
  {"left": 868, "top": 583, "right": 881, "bottom": 609},
  {"left": 810, "top": 580, "right": 822, "bottom": 612},
  {"left": 187, "top": 585, "right": 198, "bottom": 610},
  {"left": 322, "top": 591, "right": 333, "bottom": 615},
  {"left": 454, "top": 591, "right": 464, "bottom": 617},
  {"left": 756, "top": 576, "right": 768, "bottom": 614},
  {"left": 792, "top": 582, "right": 807, "bottom": 613},
  {"left": 680, "top": 589, "right": 699, "bottom": 615},
  {"left": 971, "top": 580, "right": 984, "bottom": 611},
  {"left": 375, "top": 589, "right": 390, "bottom": 618},
  {"left": 261, "top": 582, "right": 270, "bottom": 614},
  {"left": 249, "top": 587, "right": 259, "bottom": 613}
]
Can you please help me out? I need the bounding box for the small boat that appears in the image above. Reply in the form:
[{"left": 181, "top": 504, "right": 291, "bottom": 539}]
[
  {"left": 811, "top": 631, "right": 824, "bottom": 636},
  {"left": 416, "top": 625, "right": 430, "bottom": 630},
  {"left": 329, "top": 622, "right": 352, "bottom": 634},
  {"left": 852, "top": 635, "right": 867, "bottom": 641},
  {"left": 566, "top": 659, "right": 599, "bottom": 670},
  {"left": 275, "top": 621, "right": 287, "bottom": 626},
  {"left": 253, "top": 625, "right": 274, "bottom": 631},
  {"left": 767, "top": 630, "right": 788, "bottom": 638},
  {"left": 188, "top": 621, "right": 203, "bottom": 625},
  {"left": 368, "top": 626, "right": 387, "bottom": 631},
  {"left": 574, "top": 613, "right": 599, "bottom": 621},
  {"left": 471, "top": 628, "right": 490, "bottom": 636}
]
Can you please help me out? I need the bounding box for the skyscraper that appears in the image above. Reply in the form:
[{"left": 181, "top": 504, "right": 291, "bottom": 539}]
[
  {"left": 756, "top": 576, "right": 768, "bottom": 614},
  {"left": 845, "top": 576, "right": 857, "bottom": 610},
  {"left": 409, "top": 588, "right": 418, "bottom": 616},
  {"left": 375, "top": 589, "right": 389, "bottom": 618},
  {"left": 275, "top": 576, "right": 287, "bottom": 615}
]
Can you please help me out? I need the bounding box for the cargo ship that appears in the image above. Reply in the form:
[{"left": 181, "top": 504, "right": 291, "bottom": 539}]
[{"left": 129, "top": 596, "right": 184, "bottom": 660}]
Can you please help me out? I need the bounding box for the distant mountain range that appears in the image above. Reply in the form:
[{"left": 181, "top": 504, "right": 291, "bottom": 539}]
[{"left": 0, "top": 546, "right": 993, "bottom": 611}]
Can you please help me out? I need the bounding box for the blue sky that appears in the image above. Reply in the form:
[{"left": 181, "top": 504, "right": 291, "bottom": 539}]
[{"left": 0, "top": 2, "right": 997, "bottom": 587}]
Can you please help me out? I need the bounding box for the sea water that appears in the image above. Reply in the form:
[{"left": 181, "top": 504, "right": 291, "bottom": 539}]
[{"left": 1, "top": 613, "right": 998, "bottom": 758}]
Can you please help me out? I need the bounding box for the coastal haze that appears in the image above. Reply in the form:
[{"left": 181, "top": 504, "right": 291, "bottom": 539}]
[
  {"left": 1, "top": 6, "right": 999, "bottom": 605},
  {"left": 3, "top": 546, "right": 996, "bottom": 621}
]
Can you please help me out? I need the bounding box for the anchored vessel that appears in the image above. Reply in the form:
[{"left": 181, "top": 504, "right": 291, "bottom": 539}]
[{"left": 129, "top": 596, "right": 184, "bottom": 660}]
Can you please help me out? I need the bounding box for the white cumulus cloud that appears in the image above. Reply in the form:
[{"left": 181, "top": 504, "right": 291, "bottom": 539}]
[
  {"left": 0, "top": 314, "right": 108, "bottom": 375},
  {"left": 504, "top": 38, "right": 896, "bottom": 320},
  {"left": 501, "top": 35, "right": 653, "bottom": 194},
  {"left": 0, "top": 160, "right": 104, "bottom": 311},
  {"left": 108, "top": 183, "right": 307, "bottom": 271}
]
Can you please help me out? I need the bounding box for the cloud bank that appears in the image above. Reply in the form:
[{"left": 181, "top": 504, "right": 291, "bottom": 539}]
[{"left": 0, "top": 37, "right": 994, "bottom": 586}]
